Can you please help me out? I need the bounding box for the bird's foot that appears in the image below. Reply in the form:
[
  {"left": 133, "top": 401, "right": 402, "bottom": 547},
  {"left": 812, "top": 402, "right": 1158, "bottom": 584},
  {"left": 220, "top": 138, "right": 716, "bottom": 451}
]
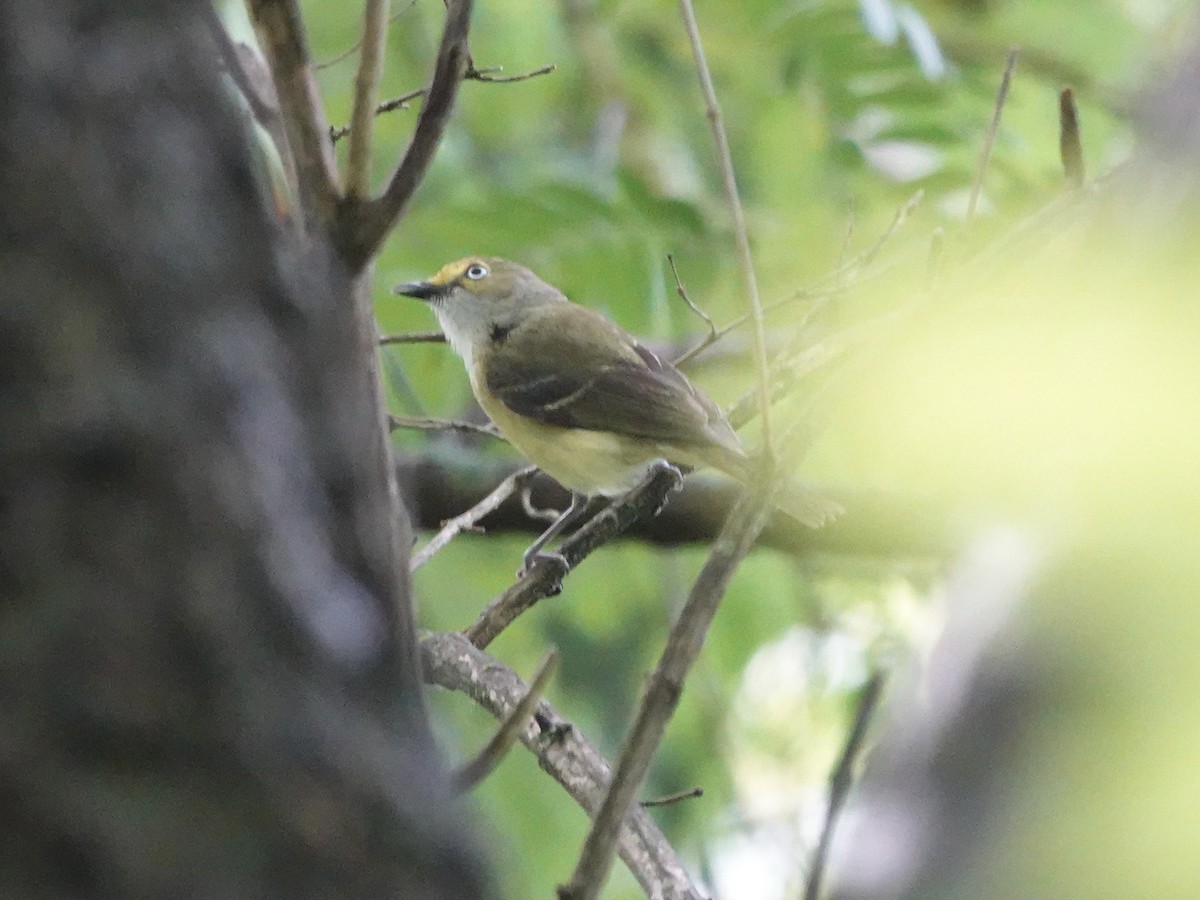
[
  {"left": 648, "top": 461, "right": 685, "bottom": 515},
  {"left": 518, "top": 549, "right": 570, "bottom": 595}
]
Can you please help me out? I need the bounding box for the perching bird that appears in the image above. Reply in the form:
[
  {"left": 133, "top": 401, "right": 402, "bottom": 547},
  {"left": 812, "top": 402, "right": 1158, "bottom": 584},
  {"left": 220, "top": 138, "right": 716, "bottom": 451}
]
[{"left": 394, "top": 257, "right": 839, "bottom": 574}]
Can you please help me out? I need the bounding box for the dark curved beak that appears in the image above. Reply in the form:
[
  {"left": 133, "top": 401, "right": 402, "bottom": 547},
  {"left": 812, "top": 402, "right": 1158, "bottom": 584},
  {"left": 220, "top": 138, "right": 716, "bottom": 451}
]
[{"left": 392, "top": 280, "right": 444, "bottom": 301}]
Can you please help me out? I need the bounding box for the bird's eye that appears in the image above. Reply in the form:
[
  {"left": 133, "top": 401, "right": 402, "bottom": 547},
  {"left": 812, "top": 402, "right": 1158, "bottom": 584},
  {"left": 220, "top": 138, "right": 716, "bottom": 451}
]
[{"left": 465, "top": 263, "right": 489, "bottom": 281}]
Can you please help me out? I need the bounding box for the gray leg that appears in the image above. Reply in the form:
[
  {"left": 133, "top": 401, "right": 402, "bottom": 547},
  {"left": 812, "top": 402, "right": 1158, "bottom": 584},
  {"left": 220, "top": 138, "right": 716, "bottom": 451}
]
[{"left": 520, "top": 492, "right": 591, "bottom": 577}]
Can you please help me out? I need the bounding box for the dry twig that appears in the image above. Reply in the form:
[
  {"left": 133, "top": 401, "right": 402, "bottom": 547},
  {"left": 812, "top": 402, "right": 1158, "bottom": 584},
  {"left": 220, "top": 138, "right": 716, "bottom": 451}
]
[
  {"left": 1059, "top": 86, "right": 1085, "bottom": 188},
  {"left": 803, "top": 672, "right": 886, "bottom": 900},
  {"left": 379, "top": 330, "right": 446, "bottom": 345},
  {"left": 421, "top": 632, "right": 704, "bottom": 899},
  {"left": 337, "top": 0, "right": 474, "bottom": 267},
  {"left": 967, "top": 47, "right": 1020, "bottom": 224},
  {"left": 464, "top": 465, "right": 681, "bottom": 649},
  {"left": 453, "top": 649, "right": 559, "bottom": 791},
  {"left": 388, "top": 415, "right": 501, "bottom": 438},
  {"left": 640, "top": 787, "right": 703, "bottom": 808},
  {"left": 558, "top": 486, "right": 774, "bottom": 900},
  {"left": 678, "top": 0, "right": 774, "bottom": 462},
  {"left": 411, "top": 466, "right": 536, "bottom": 571}
]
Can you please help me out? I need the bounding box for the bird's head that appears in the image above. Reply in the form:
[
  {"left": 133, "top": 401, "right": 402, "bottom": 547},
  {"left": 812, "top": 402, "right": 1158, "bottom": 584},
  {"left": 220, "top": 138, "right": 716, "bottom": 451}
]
[{"left": 393, "top": 257, "right": 564, "bottom": 361}]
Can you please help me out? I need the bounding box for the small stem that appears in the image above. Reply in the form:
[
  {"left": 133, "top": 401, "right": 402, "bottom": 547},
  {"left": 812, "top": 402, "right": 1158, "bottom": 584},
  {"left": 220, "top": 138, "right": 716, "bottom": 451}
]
[
  {"left": 678, "top": 0, "right": 774, "bottom": 468},
  {"left": 967, "top": 47, "right": 1020, "bottom": 224},
  {"left": 1059, "top": 86, "right": 1085, "bottom": 189}
]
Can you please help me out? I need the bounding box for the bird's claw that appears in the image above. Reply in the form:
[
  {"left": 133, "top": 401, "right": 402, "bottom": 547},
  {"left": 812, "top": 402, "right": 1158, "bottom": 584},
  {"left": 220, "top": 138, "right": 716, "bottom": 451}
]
[{"left": 518, "top": 550, "right": 570, "bottom": 594}]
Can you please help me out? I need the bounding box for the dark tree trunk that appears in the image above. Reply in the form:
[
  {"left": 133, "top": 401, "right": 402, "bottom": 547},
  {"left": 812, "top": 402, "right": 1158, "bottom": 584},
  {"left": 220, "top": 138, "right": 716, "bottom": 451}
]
[{"left": 0, "top": 2, "right": 484, "bottom": 897}]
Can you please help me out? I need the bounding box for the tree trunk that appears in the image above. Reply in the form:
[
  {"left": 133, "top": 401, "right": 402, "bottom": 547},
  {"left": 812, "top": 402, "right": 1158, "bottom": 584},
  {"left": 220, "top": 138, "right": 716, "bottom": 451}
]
[{"left": 0, "top": 1, "right": 484, "bottom": 896}]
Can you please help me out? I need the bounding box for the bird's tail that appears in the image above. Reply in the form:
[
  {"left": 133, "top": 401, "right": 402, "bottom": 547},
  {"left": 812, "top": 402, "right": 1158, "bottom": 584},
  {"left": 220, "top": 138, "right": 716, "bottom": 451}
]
[
  {"left": 699, "top": 444, "right": 843, "bottom": 528},
  {"left": 773, "top": 479, "right": 844, "bottom": 528}
]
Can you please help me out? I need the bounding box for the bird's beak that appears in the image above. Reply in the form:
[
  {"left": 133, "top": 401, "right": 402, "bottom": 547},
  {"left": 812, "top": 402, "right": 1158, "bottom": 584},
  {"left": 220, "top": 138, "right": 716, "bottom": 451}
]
[{"left": 392, "top": 279, "right": 445, "bottom": 301}]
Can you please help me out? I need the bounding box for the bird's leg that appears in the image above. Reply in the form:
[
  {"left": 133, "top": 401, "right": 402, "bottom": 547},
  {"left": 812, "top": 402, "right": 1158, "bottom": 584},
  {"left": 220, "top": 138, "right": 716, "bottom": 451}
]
[
  {"left": 519, "top": 492, "right": 592, "bottom": 578},
  {"left": 646, "top": 460, "right": 685, "bottom": 516}
]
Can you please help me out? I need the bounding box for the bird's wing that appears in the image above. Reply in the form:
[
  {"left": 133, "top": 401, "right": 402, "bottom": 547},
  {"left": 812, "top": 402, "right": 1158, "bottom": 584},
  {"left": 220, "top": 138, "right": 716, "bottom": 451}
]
[{"left": 484, "top": 305, "right": 740, "bottom": 452}]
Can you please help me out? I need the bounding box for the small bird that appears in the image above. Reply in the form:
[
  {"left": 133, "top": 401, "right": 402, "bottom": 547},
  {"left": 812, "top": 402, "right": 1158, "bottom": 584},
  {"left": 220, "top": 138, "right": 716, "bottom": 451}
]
[{"left": 394, "top": 257, "right": 839, "bottom": 575}]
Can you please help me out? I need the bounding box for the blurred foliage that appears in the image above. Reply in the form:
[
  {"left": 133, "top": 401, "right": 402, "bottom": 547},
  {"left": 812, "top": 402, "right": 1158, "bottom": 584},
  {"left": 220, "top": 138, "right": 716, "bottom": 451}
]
[{"left": 265, "top": 0, "right": 1198, "bottom": 896}]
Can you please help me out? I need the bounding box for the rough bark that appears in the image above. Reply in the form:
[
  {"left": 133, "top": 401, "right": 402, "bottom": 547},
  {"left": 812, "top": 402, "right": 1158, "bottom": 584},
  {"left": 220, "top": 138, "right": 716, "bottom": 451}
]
[{"left": 0, "top": 2, "right": 483, "bottom": 897}]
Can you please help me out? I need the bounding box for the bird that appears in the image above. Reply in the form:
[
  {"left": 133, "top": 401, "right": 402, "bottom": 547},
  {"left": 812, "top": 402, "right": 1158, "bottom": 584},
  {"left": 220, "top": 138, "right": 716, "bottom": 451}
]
[{"left": 394, "top": 256, "right": 840, "bottom": 575}]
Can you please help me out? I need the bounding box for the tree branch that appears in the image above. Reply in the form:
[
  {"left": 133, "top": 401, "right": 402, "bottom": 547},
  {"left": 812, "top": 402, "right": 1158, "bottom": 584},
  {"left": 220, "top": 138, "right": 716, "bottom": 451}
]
[
  {"left": 453, "top": 648, "right": 559, "bottom": 791},
  {"left": 803, "top": 672, "right": 886, "bottom": 900},
  {"left": 559, "top": 487, "right": 774, "bottom": 900},
  {"left": 678, "top": 0, "right": 774, "bottom": 464},
  {"left": 245, "top": 0, "right": 340, "bottom": 225},
  {"left": 967, "top": 47, "right": 1020, "bottom": 224},
  {"left": 421, "top": 632, "right": 705, "bottom": 900},
  {"left": 337, "top": 0, "right": 474, "bottom": 268},
  {"left": 397, "top": 450, "right": 953, "bottom": 560},
  {"left": 345, "top": 0, "right": 391, "bottom": 199},
  {"left": 411, "top": 465, "right": 537, "bottom": 571},
  {"left": 463, "top": 465, "right": 682, "bottom": 649}
]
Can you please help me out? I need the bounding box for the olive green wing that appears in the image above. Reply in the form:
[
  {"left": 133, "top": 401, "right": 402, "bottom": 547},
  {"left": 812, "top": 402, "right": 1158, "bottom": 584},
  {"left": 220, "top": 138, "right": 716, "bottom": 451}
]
[{"left": 484, "top": 305, "right": 740, "bottom": 452}]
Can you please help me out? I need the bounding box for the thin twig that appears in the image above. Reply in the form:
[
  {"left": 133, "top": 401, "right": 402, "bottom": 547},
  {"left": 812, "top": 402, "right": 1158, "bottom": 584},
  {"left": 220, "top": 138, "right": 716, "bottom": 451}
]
[
  {"left": 388, "top": 415, "right": 501, "bottom": 438},
  {"left": 245, "top": 0, "right": 340, "bottom": 224},
  {"left": 803, "top": 672, "right": 886, "bottom": 900},
  {"left": 558, "top": 486, "right": 774, "bottom": 900},
  {"left": 379, "top": 330, "right": 446, "bottom": 344},
  {"left": 421, "top": 632, "right": 705, "bottom": 899},
  {"left": 315, "top": 0, "right": 416, "bottom": 70},
  {"left": 345, "top": 0, "right": 391, "bottom": 199},
  {"left": 337, "top": 0, "right": 474, "bottom": 268},
  {"left": 1059, "top": 86, "right": 1084, "bottom": 189},
  {"left": 464, "top": 465, "right": 681, "bottom": 649},
  {"left": 837, "top": 190, "right": 924, "bottom": 280},
  {"left": 467, "top": 62, "right": 557, "bottom": 83},
  {"left": 331, "top": 64, "right": 555, "bottom": 144},
  {"left": 678, "top": 0, "right": 774, "bottom": 465},
  {"left": 640, "top": 787, "right": 703, "bottom": 808},
  {"left": 331, "top": 88, "right": 426, "bottom": 143},
  {"left": 967, "top": 46, "right": 1020, "bottom": 224},
  {"left": 667, "top": 254, "right": 718, "bottom": 362},
  {"left": 673, "top": 192, "right": 916, "bottom": 371},
  {"left": 411, "top": 466, "right": 536, "bottom": 571},
  {"left": 453, "top": 649, "right": 559, "bottom": 791}
]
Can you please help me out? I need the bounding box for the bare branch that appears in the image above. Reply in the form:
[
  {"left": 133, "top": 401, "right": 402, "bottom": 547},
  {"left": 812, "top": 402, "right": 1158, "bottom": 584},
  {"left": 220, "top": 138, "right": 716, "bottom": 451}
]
[
  {"left": 411, "top": 466, "right": 537, "bottom": 571},
  {"left": 967, "top": 47, "right": 1020, "bottom": 224},
  {"left": 331, "top": 88, "right": 425, "bottom": 143},
  {"left": 345, "top": 0, "right": 392, "bottom": 199},
  {"left": 336, "top": 0, "right": 474, "bottom": 267},
  {"left": 678, "top": 0, "right": 775, "bottom": 464},
  {"left": 453, "top": 649, "right": 559, "bottom": 791},
  {"left": 316, "top": 0, "right": 417, "bottom": 71},
  {"left": 1059, "top": 86, "right": 1085, "bottom": 189},
  {"left": 667, "top": 254, "right": 718, "bottom": 364},
  {"left": 421, "top": 632, "right": 705, "bottom": 899},
  {"left": 396, "top": 450, "right": 950, "bottom": 562},
  {"left": 558, "top": 486, "right": 773, "bottom": 900},
  {"left": 803, "top": 672, "right": 886, "bottom": 900},
  {"left": 245, "top": 0, "right": 340, "bottom": 224},
  {"left": 379, "top": 330, "right": 446, "bottom": 345},
  {"left": 388, "top": 415, "right": 501, "bottom": 438},
  {"left": 467, "top": 62, "right": 557, "bottom": 83},
  {"left": 464, "top": 465, "right": 681, "bottom": 649},
  {"left": 330, "top": 64, "right": 555, "bottom": 144},
  {"left": 640, "top": 787, "right": 703, "bottom": 808}
]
